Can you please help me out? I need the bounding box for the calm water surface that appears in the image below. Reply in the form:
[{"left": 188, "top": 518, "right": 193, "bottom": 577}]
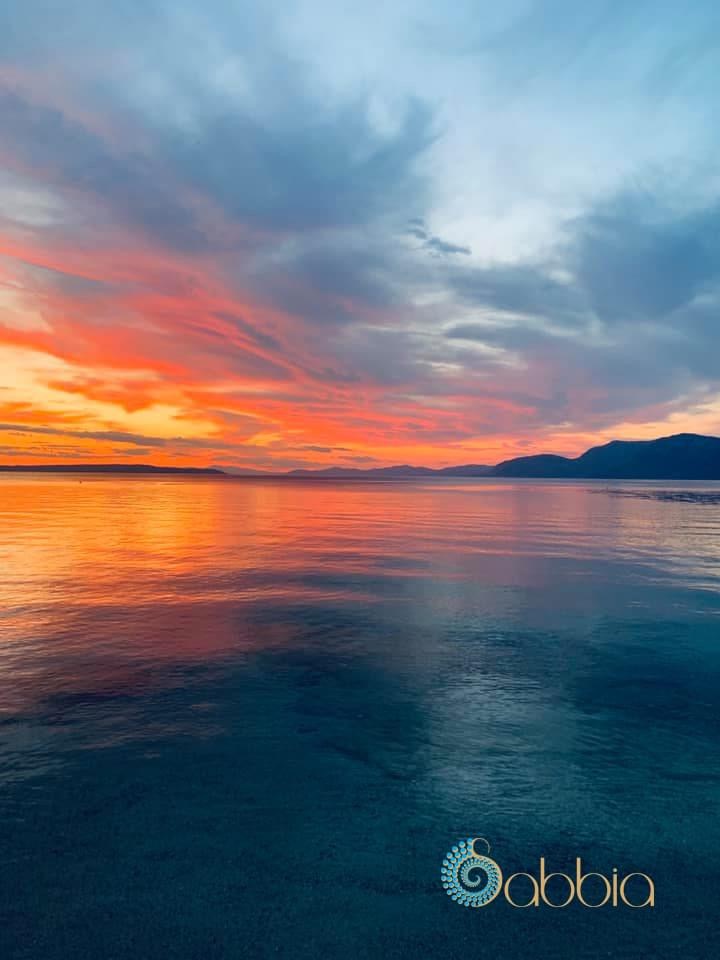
[{"left": 1, "top": 476, "right": 719, "bottom": 959}]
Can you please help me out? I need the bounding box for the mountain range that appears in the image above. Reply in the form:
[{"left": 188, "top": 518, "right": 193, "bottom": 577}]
[
  {"left": 3, "top": 433, "right": 720, "bottom": 480},
  {"left": 287, "top": 463, "right": 493, "bottom": 478},
  {"left": 287, "top": 433, "right": 720, "bottom": 480}
]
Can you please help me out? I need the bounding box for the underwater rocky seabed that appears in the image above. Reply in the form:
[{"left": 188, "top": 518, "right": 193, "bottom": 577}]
[{"left": 1, "top": 476, "right": 719, "bottom": 959}]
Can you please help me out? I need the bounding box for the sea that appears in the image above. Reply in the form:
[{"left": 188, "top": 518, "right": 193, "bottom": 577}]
[{"left": 1, "top": 475, "right": 719, "bottom": 959}]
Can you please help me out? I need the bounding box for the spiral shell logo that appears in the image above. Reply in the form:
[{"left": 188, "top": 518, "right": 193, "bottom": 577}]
[
  {"left": 441, "top": 837, "right": 655, "bottom": 909},
  {"left": 441, "top": 837, "right": 503, "bottom": 908}
]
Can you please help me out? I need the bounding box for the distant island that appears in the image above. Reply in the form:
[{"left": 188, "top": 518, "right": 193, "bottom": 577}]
[
  {"left": 3, "top": 433, "right": 720, "bottom": 480},
  {"left": 287, "top": 463, "right": 493, "bottom": 479},
  {"left": 0, "top": 464, "right": 226, "bottom": 475}
]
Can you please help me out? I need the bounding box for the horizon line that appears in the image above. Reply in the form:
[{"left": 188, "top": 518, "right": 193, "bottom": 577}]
[{"left": 1, "top": 430, "right": 718, "bottom": 476}]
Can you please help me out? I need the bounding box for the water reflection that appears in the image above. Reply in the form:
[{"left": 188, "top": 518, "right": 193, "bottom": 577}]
[{"left": 1, "top": 476, "right": 719, "bottom": 958}]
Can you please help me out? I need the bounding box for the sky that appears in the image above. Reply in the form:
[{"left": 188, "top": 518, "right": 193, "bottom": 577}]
[{"left": 1, "top": 0, "right": 719, "bottom": 471}]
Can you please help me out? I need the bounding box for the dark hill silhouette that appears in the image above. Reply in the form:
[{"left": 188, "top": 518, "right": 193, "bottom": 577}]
[
  {"left": 0, "top": 464, "right": 225, "bottom": 475},
  {"left": 494, "top": 433, "right": 720, "bottom": 479},
  {"left": 287, "top": 464, "right": 493, "bottom": 479},
  {"left": 489, "top": 453, "right": 574, "bottom": 478}
]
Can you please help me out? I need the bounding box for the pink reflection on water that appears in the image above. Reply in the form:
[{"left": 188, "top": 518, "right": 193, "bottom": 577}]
[{"left": 2, "top": 474, "right": 720, "bottom": 715}]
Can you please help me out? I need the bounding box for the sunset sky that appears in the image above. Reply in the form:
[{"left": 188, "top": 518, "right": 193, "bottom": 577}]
[{"left": 1, "top": 1, "right": 719, "bottom": 470}]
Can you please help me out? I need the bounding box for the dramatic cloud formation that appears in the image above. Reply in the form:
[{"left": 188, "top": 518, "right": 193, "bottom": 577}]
[{"left": 1, "top": 0, "right": 719, "bottom": 469}]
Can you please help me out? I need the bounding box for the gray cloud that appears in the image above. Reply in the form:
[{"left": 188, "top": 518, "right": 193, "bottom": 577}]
[
  {"left": 169, "top": 98, "right": 433, "bottom": 233},
  {"left": 249, "top": 175, "right": 720, "bottom": 431},
  {"left": 405, "top": 219, "right": 471, "bottom": 257},
  {"left": 1, "top": 0, "right": 435, "bottom": 265},
  {"left": 0, "top": 423, "right": 167, "bottom": 446},
  {"left": 425, "top": 236, "right": 471, "bottom": 257},
  {"left": 567, "top": 193, "right": 720, "bottom": 324},
  {"left": 433, "top": 183, "right": 720, "bottom": 429},
  {"left": 448, "top": 262, "right": 586, "bottom": 328},
  {"left": 0, "top": 422, "right": 229, "bottom": 451},
  {"left": 0, "top": 90, "right": 208, "bottom": 252}
]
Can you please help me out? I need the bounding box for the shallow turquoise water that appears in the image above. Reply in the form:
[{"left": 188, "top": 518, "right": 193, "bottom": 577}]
[{"left": 1, "top": 476, "right": 719, "bottom": 958}]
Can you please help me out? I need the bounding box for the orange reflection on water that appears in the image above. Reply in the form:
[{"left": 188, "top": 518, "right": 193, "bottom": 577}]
[{"left": 3, "top": 474, "right": 720, "bottom": 716}]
